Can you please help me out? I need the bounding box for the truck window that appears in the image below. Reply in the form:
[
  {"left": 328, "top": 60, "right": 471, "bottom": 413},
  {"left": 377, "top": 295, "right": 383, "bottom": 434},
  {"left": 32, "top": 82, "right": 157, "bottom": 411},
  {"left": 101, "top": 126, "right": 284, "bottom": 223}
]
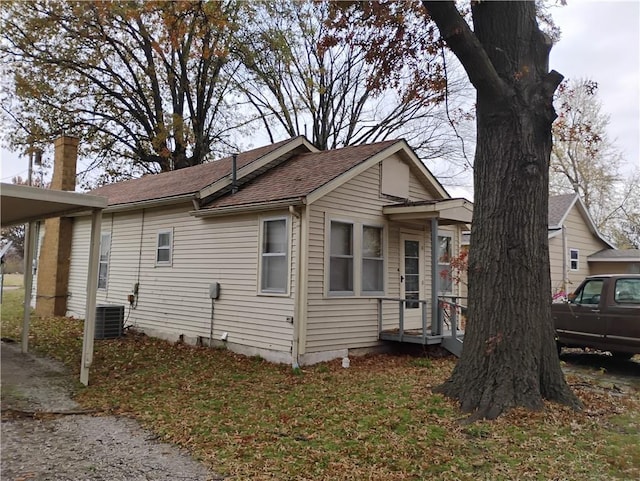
[
  {"left": 575, "top": 279, "right": 604, "bottom": 305},
  {"left": 614, "top": 279, "right": 640, "bottom": 304}
]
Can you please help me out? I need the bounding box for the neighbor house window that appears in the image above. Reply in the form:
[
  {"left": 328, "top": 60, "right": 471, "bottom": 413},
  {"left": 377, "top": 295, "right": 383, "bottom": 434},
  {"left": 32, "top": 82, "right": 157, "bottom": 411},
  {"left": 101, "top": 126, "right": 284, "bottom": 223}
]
[
  {"left": 438, "top": 233, "right": 453, "bottom": 294},
  {"left": 330, "top": 221, "right": 354, "bottom": 293},
  {"left": 98, "top": 233, "right": 111, "bottom": 289},
  {"left": 156, "top": 229, "right": 173, "bottom": 266},
  {"left": 362, "top": 225, "right": 384, "bottom": 293},
  {"left": 569, "top": 249, "right": 579, "bottom": 271},
  {"left": 261, "top": 218, "right": 288, "bottom": 293}
]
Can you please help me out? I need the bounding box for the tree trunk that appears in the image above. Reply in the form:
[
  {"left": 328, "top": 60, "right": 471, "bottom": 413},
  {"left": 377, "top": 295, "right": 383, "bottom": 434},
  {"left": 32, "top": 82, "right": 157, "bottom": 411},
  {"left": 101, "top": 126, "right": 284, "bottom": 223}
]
[{"left": 424, "top": 1, "right": 581, "bottom": 419}]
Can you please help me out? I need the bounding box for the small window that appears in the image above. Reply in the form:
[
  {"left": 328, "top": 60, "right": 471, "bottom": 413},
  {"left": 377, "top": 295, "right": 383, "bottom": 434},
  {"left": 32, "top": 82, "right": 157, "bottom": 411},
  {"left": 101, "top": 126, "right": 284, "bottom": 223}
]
[
  {"left": 330, "top": 221, "right": 353, "bottom": 293},
  {"left": 261, "top": 218, "right": 288, "bottom": 293},
  {"left": 569, "top": 249, "right": 579, "bottom": 271},
  {"left": 362, "top": 226, "right": 384, "bottom": 293},
  {"left": 98, "top": 233, "right": 111, "bottom": 289},
  {"left": 438, "top": 234, "right": 453, "bottom": 294},
  {"left": 156, "top": 229, "right": 173, "bottom": 266}
]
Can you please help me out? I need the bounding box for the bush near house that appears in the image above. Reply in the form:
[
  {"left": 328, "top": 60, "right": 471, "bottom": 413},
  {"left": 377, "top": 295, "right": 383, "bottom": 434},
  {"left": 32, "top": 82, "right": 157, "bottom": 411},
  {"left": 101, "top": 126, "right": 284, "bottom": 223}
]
[{"left": 2, "top": 288, "right": 639, "bottom": 481}]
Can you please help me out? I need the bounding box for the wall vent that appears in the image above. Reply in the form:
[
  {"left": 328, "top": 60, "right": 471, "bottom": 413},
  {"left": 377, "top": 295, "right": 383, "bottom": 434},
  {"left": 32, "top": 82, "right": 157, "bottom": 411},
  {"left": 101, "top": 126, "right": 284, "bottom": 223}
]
[{"left": 95, "top": 304, "right": 124, "bottom": 339}]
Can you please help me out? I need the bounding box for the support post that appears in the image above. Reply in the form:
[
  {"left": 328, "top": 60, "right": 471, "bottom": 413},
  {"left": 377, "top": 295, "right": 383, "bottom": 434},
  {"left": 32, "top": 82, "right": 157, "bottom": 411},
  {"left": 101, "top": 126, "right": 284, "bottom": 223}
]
[
  {"left": 80, "top": 208, "right": 102, "bottom": 386},
  {"left": 21, "top": 221, "right": 36, "bottom": 353},
  {"left": 430, "top": 218, "right": 439, "bottom": 336}
]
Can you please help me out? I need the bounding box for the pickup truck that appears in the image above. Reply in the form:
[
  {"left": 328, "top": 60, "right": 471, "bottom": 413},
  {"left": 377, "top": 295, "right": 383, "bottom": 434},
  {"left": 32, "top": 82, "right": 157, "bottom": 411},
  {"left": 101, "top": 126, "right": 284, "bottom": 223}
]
[{"left": 552, "top": 274, "right": 640, "bottom": 359}]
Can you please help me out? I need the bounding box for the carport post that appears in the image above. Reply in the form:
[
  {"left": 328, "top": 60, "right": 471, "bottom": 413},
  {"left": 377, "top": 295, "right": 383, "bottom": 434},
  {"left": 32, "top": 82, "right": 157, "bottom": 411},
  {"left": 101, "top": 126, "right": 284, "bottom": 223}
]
[
  {"left": 80, "top": 208, "right": 102, "bottom": 386},
  {"left": 21, "top": 221, "right": 37, "bottom": 353}
]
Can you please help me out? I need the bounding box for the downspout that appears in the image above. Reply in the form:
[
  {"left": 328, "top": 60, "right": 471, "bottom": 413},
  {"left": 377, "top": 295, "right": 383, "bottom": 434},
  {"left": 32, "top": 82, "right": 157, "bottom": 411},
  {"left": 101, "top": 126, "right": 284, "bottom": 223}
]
[
  {"left": 561, "top": 225, "right": 567, "bottom": 295},
  {"left": 289, "top": 205, "right": 301, "bottom": 369}
]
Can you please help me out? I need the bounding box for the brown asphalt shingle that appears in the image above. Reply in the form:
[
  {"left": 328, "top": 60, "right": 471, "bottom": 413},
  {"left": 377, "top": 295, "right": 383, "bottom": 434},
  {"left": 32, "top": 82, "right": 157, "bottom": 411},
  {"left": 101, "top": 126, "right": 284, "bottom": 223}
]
[
  {"left": 203, "top": 140, "right": 401, "bottom": 209},
  {"left": 90, "top": 137, "right": 299, "bottom": 206}
]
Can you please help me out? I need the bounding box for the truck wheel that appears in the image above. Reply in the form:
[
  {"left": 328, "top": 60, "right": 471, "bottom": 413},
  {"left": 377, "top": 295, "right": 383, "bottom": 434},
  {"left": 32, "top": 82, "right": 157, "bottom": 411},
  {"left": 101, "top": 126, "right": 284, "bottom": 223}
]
[{"left": 611, "top": 352, "right": 634, "bottom": 361}]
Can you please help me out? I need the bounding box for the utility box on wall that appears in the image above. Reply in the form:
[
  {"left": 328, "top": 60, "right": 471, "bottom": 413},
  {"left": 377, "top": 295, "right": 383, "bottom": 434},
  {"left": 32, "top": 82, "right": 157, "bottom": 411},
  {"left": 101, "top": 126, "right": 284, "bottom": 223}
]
[{"left": 95, "top": 304, "right": 124, "bottom": 339}]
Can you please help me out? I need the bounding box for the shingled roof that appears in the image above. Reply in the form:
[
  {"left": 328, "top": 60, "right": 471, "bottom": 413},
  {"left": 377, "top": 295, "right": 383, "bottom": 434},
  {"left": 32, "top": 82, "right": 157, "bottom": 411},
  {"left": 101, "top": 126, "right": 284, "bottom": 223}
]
[
  {"left": 203, "top": 140, "right": 401, "bottom": 209},
  {"left": 91, "top": 137, "right": 303, "bottom": 206},
  {"left": 548, "top": 193, "right": 577, "bottom": 227}
]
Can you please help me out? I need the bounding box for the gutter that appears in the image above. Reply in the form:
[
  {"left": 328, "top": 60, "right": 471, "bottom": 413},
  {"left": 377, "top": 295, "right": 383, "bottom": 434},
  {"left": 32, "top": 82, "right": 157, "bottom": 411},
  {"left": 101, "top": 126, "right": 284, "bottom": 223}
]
[
  {"left": 100, "top": 194, "right": 195, "bottom": 214},
  {"left": 190, "top": 198, "right": 305, "bottom": 219}
]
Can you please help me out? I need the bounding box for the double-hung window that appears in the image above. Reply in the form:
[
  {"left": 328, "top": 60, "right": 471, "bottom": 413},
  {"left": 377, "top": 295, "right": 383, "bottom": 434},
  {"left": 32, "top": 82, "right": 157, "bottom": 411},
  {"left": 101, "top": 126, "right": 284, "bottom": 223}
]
[
  {"left": 330, "top": 221, "right": 354, "bottom": 294},
  {"left": 261, "top": 218, "right": 288, "bottom": 293},
  {"left": 437, "top": 233, "right": 453, "bottom": 294},
  {"left": 156, "top": 229, "right": 173, "bottom": 266},
  {"left": 98, "top": 233, "right": 111, "bottom": 289},
  {"left": 362, "top": 226, "right": 384, "bottom": 293},
  {"left": 569, "top": 249, "right": 579, "bottom": 271}
]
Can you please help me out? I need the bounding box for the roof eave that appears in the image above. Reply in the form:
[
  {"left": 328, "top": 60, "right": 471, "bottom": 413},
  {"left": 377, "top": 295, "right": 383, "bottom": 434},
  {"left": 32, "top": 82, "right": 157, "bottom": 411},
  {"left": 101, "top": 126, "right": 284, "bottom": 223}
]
[{"left": 190, "top": 198, "right": 306, "bottom": 219}]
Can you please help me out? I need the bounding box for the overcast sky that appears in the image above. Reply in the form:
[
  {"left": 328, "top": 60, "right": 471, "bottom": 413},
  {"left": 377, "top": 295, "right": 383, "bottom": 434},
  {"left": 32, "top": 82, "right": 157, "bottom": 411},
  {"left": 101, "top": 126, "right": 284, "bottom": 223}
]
[{"left": 1, "top": 1, "right": 638, "bottom": 189}]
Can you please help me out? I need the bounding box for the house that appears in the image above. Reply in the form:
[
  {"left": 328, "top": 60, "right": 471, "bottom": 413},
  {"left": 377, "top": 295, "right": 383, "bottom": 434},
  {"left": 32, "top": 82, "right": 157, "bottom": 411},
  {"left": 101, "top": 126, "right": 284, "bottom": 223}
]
[
  {"left": 548, "top": 193, "right": 615, "bottom": 296},
  {"left": 458, "top": 193, "right": 616, "bottom": 301},
  {"left": 45, "top": 137, "right": 472, "bottom": 366},
  {"left": 586, "top": 249, "right": 640, "bottom": 275}
]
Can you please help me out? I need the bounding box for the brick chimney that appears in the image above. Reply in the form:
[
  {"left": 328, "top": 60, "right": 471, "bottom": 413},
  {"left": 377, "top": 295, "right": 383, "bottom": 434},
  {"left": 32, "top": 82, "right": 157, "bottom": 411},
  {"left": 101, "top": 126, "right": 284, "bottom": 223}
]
[{"left": 35, "top": 136, "right": 79, "bottom": 317}]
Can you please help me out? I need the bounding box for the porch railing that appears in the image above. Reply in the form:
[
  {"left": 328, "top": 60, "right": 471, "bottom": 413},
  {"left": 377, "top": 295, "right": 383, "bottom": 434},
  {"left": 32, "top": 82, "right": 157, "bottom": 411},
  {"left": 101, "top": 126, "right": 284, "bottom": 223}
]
[{"left": 377, "top": 298, "right": 430, "bottom": 343}]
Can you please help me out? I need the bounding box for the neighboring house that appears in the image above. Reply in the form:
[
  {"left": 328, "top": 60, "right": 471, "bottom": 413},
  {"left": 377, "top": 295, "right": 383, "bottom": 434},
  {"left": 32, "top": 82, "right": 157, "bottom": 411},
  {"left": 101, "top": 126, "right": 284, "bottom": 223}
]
[
  {"left": 53, "top": 137, "right": 471, "bottom": 366},
  {"left": 587, "top": 249, "right": 640, "bottom": 275},
  {"left": 458, "top": 193, "right": 615, "bottom": 300},
  {"left": 548, "top": 193, "right": 615, "bottom": 296}
]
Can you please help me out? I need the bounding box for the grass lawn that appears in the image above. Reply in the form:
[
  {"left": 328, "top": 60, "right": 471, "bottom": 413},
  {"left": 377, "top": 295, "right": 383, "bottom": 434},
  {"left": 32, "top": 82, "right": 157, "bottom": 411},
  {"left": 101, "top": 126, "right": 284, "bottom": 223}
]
[
  {"left": 2, "top": 287, "right": 639, "bottom": 480},
  {"left": 1, "top": 273, "right": 23, "bottom": 287}
]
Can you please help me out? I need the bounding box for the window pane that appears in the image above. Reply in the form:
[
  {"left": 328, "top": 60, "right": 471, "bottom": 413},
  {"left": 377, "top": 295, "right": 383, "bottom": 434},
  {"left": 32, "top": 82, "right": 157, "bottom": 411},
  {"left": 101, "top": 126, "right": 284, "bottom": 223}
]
[
  {"left": 331, "top": 222, "right": 352, "bottom": 256},
  {"left": 570, "top": 250, "right": 579, "bottom": 260},
  {"left": 438, "top": 236, "right": 451, "bottom": 263},
  {"left": 405, "top": 273, "right": 419, "bottom": 292},
  {"left": 158, "top": 232, "right": 171, "bottom": 248},
  {"left": 98, "top": 263, "right": 108, "bottom": 289},
  {"left": 363, "top": 259, "right": 383, "bottom": 292},
  {"left": 363, "top": 226, "right": 382, "bottom": 258},
  {"left": 157, "top": 248, "right": 170, "bottom": 263},
  {"left": 405, "top": 292, "right": 419, "bottom": 309},
  {"left": 404, "top": 240, "right": 418, "bottom": 258},
  {"left": 330, "top": 257, "right": 353, "bottom": 291},
  {"left": 262, "top": 255, "right": 287, "bottom": 291},
  {"left": 100, "top": 234, "right": 110, "bottom": 260},
  {"left": 614, "top": 279, "right": 640, "bottom": 303},
  {"left": 264, "top": 220, "right": 286, "bottom": 254},
  {"left": 438, "top": 264, "right": 453, "bottom": 293}
]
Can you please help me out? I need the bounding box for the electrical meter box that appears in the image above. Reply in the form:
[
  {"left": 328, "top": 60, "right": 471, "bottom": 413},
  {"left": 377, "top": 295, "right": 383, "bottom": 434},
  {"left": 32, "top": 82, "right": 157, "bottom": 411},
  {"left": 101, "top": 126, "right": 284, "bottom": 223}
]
[{"left": 209, "top": 282, "right": 220, "bottom": 299}]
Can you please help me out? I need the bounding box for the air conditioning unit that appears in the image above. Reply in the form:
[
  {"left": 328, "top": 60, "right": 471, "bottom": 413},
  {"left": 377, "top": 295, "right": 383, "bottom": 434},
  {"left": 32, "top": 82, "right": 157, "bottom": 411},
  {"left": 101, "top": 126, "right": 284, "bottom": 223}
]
[{"left": 95, "top": 304, "right": 124, "bottom": 340}]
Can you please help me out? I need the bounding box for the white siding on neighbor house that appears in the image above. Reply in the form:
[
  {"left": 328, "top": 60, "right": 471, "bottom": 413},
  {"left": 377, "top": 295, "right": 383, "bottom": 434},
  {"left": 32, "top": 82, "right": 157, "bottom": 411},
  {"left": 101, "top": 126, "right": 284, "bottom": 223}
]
[
  {"left": 304, "top": 158, "right": 442, "bottom": 354},
  {"left": 549, "top": 205, "right": 611, "bottom": 295},
  {"left": 67, "top": 203, "right": 296, "bottom": 355}
]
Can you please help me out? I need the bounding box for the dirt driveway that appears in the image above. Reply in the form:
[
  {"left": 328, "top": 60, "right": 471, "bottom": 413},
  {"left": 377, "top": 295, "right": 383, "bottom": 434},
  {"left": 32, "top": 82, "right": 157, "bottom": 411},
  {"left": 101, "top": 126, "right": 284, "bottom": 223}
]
[{"left": 1, "top": 340, "right": 221, "bottom": 481}]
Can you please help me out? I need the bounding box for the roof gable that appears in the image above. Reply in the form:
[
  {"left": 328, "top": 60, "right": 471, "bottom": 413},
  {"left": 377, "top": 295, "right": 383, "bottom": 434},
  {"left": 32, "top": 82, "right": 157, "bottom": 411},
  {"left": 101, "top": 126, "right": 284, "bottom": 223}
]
[
  {"left": 91, "top": 136, "right": 312, "bottom": 207},
  {"left": 199, "top": 139, "right": 450, "bottom": 211},
  {"left": 548, "top": 193, "right": 615, "bottom": 249}
]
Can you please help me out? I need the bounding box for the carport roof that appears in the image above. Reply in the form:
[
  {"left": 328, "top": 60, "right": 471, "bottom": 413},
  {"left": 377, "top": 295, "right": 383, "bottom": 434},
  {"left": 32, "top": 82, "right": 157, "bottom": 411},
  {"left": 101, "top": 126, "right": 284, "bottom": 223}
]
[{"left": 1, "top": 183, "right": 107, "bottom": 227}]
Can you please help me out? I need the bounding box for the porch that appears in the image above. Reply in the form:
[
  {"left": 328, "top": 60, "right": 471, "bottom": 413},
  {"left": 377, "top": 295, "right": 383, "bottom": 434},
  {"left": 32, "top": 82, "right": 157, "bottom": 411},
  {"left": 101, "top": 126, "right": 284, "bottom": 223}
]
[{"left": 378, "top": 297, "right": 466, "bottom": 356}]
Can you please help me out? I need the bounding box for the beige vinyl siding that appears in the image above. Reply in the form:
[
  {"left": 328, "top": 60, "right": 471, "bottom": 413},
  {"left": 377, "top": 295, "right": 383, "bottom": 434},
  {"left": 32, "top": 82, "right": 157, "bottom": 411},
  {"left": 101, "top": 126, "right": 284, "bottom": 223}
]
[
  {"left": 548, "top": 234, "right": 565, "bottom": 295},
  {"left": 67, "top": 203, "right": 296, "bottom": 354},
  {"left": 304, "top": 160, "right": 439, "bottom": 353},
  {"left": 562, "top": 206, "right": 610, "bottom": 292}
]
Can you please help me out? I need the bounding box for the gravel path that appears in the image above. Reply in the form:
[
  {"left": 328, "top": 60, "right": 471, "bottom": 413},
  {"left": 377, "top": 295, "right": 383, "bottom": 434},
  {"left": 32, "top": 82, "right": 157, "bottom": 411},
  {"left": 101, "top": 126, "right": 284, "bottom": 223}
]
[{"left": 1, "top": 341, "right": 220, "bottom": 481}]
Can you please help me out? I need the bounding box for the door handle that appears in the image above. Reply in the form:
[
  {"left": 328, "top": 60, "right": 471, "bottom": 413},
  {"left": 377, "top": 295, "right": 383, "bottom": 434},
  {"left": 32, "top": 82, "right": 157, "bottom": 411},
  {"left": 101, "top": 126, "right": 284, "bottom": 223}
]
[
  {"left": 591, "top": 309, "right": 600, "bottom": 313},
  {"left": 400, "top": 275, "right": 404, "bottom": 283}
]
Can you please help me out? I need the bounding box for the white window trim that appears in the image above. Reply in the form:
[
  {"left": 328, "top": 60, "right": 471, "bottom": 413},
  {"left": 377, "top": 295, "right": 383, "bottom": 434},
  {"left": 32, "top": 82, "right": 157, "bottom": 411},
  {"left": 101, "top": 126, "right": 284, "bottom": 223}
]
[
  {"left": 155, "top": 228, "right": 173, "bottom": 267},
  {"left": 98, "top": 232, "right": 111, "bottom": 290},
  {"left": 258, "top": 216, "right": 290, "bottom": 296},
  {"left": 325, "top": 216, "right": 386, "bottom": 298},
  {"left": 569, "top": 248, "right": 579, "bottom": 271}
]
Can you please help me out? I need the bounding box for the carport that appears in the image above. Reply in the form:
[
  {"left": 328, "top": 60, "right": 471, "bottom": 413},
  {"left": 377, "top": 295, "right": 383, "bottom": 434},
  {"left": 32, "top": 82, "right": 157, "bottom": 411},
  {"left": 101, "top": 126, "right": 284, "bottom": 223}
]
[{"left": 1, "top": 182, "right": 107, "bottom": 385}]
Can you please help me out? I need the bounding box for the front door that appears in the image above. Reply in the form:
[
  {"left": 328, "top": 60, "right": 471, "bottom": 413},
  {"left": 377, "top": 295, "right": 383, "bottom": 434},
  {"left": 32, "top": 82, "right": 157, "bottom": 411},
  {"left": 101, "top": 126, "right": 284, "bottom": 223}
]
[{"left": 400, "top": 234, "right": 423, "bottom": 328}]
